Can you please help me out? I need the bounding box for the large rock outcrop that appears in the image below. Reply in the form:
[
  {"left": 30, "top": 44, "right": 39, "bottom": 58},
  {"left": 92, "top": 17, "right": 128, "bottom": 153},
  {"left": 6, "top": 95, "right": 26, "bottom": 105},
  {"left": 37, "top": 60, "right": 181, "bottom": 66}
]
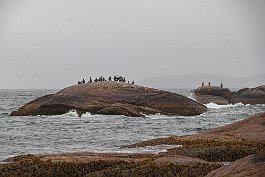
[
  {"left": 11, "top": 81, "right": 207, "bottom": 117},
  {"left": 193, "top": 85, "right": 265, "bottom": 105}
]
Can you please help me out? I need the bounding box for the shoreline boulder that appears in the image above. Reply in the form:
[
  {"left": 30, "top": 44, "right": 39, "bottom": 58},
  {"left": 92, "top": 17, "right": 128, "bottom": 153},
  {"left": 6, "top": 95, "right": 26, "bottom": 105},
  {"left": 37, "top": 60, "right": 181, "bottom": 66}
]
[
  {"left": 11, "top": 81, "right": 207, "bottom": 117},
  {"left": 206, "top": 152, "right": 265, "bottom": 177}
]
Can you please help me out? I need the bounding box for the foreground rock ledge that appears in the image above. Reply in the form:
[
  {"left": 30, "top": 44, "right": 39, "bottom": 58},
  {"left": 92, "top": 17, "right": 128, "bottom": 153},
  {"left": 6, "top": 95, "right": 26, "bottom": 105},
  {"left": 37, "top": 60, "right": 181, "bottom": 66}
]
[{"left": 11, "top": 81, "right": 207, "bottom": 117}]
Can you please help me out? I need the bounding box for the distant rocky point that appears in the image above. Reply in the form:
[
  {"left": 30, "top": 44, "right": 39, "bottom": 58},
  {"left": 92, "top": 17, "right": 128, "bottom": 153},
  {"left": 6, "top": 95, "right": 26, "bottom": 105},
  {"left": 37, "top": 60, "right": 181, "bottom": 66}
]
[
  {"left": 11, "top": 81, "right": 207, "bottom": 117},
  {"left": 192, "top": 85, "right": 265, "bottom": 105}
]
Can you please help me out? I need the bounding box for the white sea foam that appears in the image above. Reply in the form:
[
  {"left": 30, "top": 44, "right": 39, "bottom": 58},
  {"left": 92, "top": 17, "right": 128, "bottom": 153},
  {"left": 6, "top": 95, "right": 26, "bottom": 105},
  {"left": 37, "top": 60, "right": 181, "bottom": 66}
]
[
  {"left": 81, "top": 112, "right": 92, "bottom": 118},
  {"left": 205, "top": 102, "right": 244, "bottom": 109},
  {"left": 145, "top": 113, "right": 175, "bottom": 120},
  {"left": 187, "top": 92, "right": 197, "bottom": 101},
  {"left": 94, "top": 144, "right": 182, "bottom": 154},
  {"left": 60, "top": 110, "right": 79, "bottom": 118}
]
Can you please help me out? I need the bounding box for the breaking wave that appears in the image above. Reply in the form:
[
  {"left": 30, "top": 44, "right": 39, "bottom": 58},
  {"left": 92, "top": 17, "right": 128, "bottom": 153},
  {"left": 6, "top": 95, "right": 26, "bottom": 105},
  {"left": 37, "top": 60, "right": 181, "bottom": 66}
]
[
  {"left": 205, "top": 102, "right": 244, "bottom": 109},
  {"left": 94, "top": 144, "right": 182, "bottom": 154},
  {"left": 57, "top": 110, "right": 92, "bottom": 118}
]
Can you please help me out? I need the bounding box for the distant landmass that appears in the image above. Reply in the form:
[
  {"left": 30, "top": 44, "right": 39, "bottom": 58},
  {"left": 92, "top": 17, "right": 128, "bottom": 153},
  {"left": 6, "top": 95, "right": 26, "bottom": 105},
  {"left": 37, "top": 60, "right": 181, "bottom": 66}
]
[{"left": 139, "top": 73, "right": 265, "bottom": 89}]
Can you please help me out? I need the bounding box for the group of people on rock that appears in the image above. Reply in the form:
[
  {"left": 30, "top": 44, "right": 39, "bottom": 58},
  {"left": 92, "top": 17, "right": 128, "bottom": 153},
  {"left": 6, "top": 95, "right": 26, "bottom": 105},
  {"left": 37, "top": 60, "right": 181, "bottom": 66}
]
[
  {"left": 77, "top": 75, "right": 134, "bottom": 85},
  {"left": 201, "top": 82, "right": 223, "bottom": 88}
]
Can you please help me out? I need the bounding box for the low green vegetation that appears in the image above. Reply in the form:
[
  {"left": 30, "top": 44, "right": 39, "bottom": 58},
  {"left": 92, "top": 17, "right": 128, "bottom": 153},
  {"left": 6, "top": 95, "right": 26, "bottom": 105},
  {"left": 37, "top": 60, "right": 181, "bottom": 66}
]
[
  {"left": 127, "top": 137, "right": 265, "bottom": 162},
  {"left": 2, "top": 138, "right": 264, "bottom": 176},
  {"left": 0, "top": 155, "right": 221, "bottom": 177},
  {"left": 166, "top": 140, "right": 265, "bottom": 162}
]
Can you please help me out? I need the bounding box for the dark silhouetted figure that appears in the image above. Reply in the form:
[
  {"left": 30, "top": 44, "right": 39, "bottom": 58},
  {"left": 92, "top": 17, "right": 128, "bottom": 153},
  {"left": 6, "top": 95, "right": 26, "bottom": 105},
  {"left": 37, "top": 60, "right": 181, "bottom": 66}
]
[
  {"left": 108, "top": 76, "right": 111, "bottom": 81},
  {"left": 89, "top": 77, "right": 92, "bottom": 83},
  {"left": 202, "top": 82, "right": 204, "bottom": 86},
  {"left": 208, "top": 81, "right": 211, "bottom": 86},
  {"left": 220, "top": 83, "right": 223, "bottom": 88},
  {"left": 82, "top": 79, "right": 85, "bottom": 83},
  {"left": 94, "top": 78, "right": 98, "bottom": 82},
  {"left": 132, "top": 80, "right": 134, "bottom": 85},
  {"left": 78, "top": 81, "right": 81, "bottom": 84}
]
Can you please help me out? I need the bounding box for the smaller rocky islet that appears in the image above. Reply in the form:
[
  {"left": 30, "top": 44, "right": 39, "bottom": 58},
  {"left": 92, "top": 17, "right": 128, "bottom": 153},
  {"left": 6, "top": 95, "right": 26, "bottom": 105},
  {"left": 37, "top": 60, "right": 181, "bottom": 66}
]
[
  {"left": 11, "top": 81, "right": 207, "bottom": 117},
  {"left": 192, "top": 85, "right": 265, "bottom": 105}
]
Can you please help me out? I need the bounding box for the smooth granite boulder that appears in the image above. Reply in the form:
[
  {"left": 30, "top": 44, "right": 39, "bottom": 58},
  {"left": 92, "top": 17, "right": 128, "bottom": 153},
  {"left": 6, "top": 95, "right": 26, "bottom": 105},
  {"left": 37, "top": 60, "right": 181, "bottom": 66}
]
[{"left": 11, "top": 81, "right": 207, "bottom": 117}]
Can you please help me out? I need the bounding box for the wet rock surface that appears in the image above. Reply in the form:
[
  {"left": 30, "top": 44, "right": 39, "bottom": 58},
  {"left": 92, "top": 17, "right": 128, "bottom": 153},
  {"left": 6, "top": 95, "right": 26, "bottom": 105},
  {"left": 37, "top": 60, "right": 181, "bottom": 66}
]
[
  {"left": 193, "top": 85, "right": 265, "bottom": 105},
  {"left": 11, "top": 81, "right": 207, "bottom": 117}
]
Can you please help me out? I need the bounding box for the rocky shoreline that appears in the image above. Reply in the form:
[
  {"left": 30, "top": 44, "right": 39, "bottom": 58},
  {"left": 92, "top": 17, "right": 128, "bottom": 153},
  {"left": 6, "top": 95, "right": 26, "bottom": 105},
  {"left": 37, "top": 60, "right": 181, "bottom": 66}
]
[{"left": 1, "top": 113, "right": 265, "bottom": 177}]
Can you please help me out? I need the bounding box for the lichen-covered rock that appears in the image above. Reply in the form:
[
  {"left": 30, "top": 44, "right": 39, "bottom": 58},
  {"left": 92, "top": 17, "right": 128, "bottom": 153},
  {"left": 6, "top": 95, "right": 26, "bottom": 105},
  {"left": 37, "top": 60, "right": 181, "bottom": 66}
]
[{"left": 11, "top": 81, "right": 207, "bottom": 117}]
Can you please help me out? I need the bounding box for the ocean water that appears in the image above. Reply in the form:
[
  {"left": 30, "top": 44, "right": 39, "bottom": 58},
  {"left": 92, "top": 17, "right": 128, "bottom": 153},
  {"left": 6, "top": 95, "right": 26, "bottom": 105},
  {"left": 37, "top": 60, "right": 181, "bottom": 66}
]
[{"left": 0, "top": 89, "right": 265, "bottom": 161}]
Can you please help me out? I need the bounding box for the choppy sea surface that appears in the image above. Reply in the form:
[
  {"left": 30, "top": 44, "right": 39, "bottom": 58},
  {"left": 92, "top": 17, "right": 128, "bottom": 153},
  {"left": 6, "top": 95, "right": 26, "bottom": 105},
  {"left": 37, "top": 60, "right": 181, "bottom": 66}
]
[{"left": 0, "top": 89, "right": 265, "bottom": 161}]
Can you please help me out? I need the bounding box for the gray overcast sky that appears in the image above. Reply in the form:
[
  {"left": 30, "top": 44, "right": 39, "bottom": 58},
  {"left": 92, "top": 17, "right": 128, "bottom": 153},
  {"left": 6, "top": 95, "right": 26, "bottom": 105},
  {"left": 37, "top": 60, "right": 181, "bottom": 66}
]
[{"left": 0, "top": 0, "right": 264, "bottom": 89}]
